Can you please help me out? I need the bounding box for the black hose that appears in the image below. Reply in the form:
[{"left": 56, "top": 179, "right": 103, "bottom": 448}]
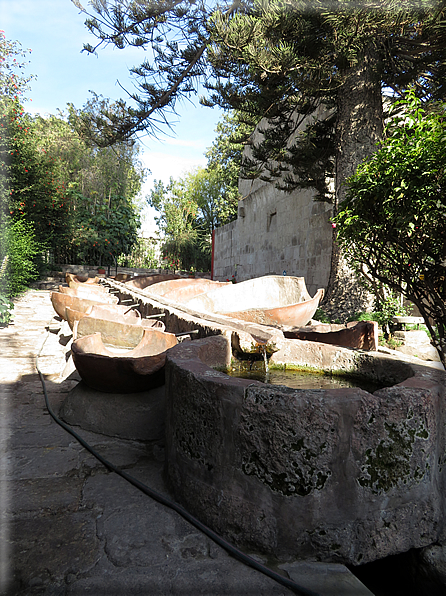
[{"left": 36, "top": 327, "right": 321, "bottom": 596}]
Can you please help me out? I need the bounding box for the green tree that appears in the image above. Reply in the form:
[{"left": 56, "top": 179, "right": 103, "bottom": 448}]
[
  {"left": 73, "top": 1, "right": 444, "bottom": 314},
  {"left": 29, "top": 104, "right": 147, "bottom": 266},
  {"left": 206, "top": 0, "right": 444, "bottom": 316},
  {"left": 3, "top": 106, "right": 72, "bottom": 253},
  {"left": 335, "top": 91, "right": 445, "bottom": 365},
  {"left": 0, "top": 218, "right": 42, "bottom": 298},
  {"left": 69, "top": 191, "right": 141, "bottom": 267},
  {"left": 0, "top": 31, "right": 46, "bottom": 299},
  {"left": 148, "top": 176, "right": 209, "bottom": 271}
]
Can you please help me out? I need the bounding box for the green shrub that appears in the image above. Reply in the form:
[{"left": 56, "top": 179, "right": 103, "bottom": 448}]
[{"left": 0, "top": 218, "right": 43, "bottom": 298}]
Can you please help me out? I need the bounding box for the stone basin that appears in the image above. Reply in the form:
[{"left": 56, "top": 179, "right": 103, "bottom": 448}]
[
  {"left": 59, "top": 283, "right": 111, "bottom": 298},
  {"left": 185, "top": 275, "right": 324, "bottom": 328},
  {"left": 71, "top": 327, "right": 178, "bottom": 393},
  {"left": 164, "top": 333, "right": 445, "bottom": 567},
  {"left": 66, "top": 272, "right": 99, "bottom": 285},
  {"left": 124, "top": 273, "right": 182, "bottom": 291},
  {"left": 147, "top": 277, "right": 230, "bottom": 303},
  {"left": 65, "top": 303, "right": 143, "bottom": 331},
  {"left": 73, "top": 314, "right": 165, "bottom": 347},
  {"left": 50, "top": 291, "right": 118, "bottom": 320}
]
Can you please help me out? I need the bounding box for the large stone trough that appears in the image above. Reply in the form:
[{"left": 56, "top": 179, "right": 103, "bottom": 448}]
[
  {"left": 164, "top": 335, "right": 445, "bottom": 567},
  {"left": 101, "top": 278, "right": 446, "bottom": 566}
]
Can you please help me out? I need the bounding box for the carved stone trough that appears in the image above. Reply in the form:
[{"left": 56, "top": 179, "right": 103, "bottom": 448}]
[{"left": 164, "top": 333, "right": 445, "bottom": 567}]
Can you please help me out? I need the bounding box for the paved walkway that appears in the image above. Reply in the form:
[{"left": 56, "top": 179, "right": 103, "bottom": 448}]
[{"left": 0, "top": 288, "right": 375, "bottom": 596}]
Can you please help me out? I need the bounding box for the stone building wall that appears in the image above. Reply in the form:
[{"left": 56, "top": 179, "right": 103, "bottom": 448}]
[
  {"left": 213, "top": 105, "right": 334, "bottom": 298},
  {"left": 213, "top": 179, "right": 333, "bottom": 298}
]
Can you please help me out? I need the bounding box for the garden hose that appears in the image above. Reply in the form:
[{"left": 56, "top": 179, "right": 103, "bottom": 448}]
[{"left": 36, "top": 325, "right": 321, "bottom": 596}]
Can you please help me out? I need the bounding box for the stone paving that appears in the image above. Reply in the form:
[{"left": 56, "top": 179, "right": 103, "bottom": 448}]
[{"left": 0, "top": 288, "right": 378, "bottom": 596}]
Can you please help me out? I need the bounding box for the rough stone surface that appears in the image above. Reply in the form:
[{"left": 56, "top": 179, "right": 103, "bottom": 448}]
[{"left": 165, "top": 334, "right": 446, "bottom": 566}]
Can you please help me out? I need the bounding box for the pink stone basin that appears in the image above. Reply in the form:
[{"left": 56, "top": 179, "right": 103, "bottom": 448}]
[
  {"left": 186, "top": 275, "right": 324, "bottom": 328},
  {"left": 147, "top": 278, "right": 231, "bottom": 303},
  {"left": 66, "top": 272, "right": 99, "bottom": 285},
  {"left": 71, "top": 328, "right": 178, "bottom": 393},
  {"left": 51, "top": 292, "right": 117, "bottom": 320},
  {"left": 124, "top": 273, "right": 182, "bottom": 291},
  {"left": 283, "top": 320, "right": 379, "bottom": 351},
  {"left": 65, "top": 304, "right": 143, "bottom": 331},
  {"left": 73, "top": 314, "right": 165, "bottom": 348}
]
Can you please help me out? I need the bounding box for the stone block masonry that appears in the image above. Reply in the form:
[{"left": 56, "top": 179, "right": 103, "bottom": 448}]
[{"left": 213, "top": 174, "right": 333, "bottom": 297}]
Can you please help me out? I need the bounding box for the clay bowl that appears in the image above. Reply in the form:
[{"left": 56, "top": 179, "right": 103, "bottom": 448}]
[
  {"left": 65, "top": 304, "right": 142, "bottom": 331},
  {"left": 71, "top": 328, "right": 178, "bottom": 393},
  {"left": 51, "top": 292, "right": 117, "bottom": 321},
  {"left": 73, "top": 315, "right": 165, "bottom": 347},
  {"left": 67, "top": 279, "right": 108, "bottom": 292},
  {"left": 58, "top": 285, "right": 118, "bottom": 304},
  {"left": 147, "top": 278, "right": 231, "bottom": 303},
  {"left": 66, "top": 273, "right": 99, "bottom": 285},
  {"left": 124, "top": 273, "right": 182, "bottom": 291}
]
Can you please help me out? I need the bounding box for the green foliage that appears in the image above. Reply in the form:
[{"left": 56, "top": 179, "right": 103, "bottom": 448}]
[
  {"left": 312, "top": 308, "right": 331, "bottom": 324},
  {"left": 0, "top": 32, "right": 44, "bottom": 300},
  {"left": 149, "top": 176, "right": 210, "bottom": 271},
  {"left": 335, "top": 90, "right": 446, "bottom": 363},
  {"left": 147, "top": 111, "right": 250, "bottom": 271},
  {"left": 0, "top": 218, "right": 42, "bottom": 297},
  {"left": 70, "top": 191, "right": 140, "bottom": 266},
  {"left": 1, "top": 102, "right": 71, "bottom": 253},
  {"left": 0, "top": 256, "right": 13, "bottom": 323},
  {"left": 206, "top": 1, "right": 444, "bottom": 196},
  {"left": 117, "top": 237, "right": 159, "bottom": 269},
  {"left": 0, "top": 31, "right": 35, "bottom": 100},
  {"left": 349, "top": 292, "right": 410, "bottom": 331},
  {"left": 0, "top": 291, "right": 13, "bottom": 324}
]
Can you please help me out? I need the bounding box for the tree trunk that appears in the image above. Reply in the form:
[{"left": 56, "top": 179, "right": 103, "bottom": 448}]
[{"left": 323, "top": 44, "right": 384, "bottom": 321}]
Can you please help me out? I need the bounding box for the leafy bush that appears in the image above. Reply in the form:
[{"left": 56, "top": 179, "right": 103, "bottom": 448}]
[
  {"left": 0, "top": 218, "right": 43, "bottom": 298},
  {"left": 348, "top": 292, "right": 410, "bottom": 335},
  {"left": 335, "top": 89, "right": 445, "bottom": 364}
]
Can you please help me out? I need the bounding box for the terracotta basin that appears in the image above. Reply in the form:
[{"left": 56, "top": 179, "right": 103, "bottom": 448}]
[
  {"left": 65, "top": 304, "right": 143, "bottom": 331},
  {"left": 147, "top": 278, "right": 231, "bottom": 303},
  {"left": 125, "top": 273, "right": 182, "bottom": 291},
  {"left": 66, "top": 273, "right": 99, "bottom": 285},
  {"left": 222, "top": 288, "right": 325, "bottom": 328},
  {"left": 67, "top": 279, "right": 107, "bottom": 292},
  {"left": 58, "top": 285, "right": 118, "bottom": 304},
  {"left": 113, "top": 273, "right": 134, "bottom": 282},
  {"left": 284, "top": 320, "right": 379, "bottom": 351},
  {"left": 71, "top": 328, "right": 178, "bottom": 393},
  {"left": 51, "top": 292, "right": 117, "bottom": 321},
  {"left": 61, "top": 283, "right": 108, "bottom": 295},
  {"left": 73, "top": 315, "right": 165, "bottom": 347},
  {"left": 186, "top": 275, "right": 324, "bottom": 328}
]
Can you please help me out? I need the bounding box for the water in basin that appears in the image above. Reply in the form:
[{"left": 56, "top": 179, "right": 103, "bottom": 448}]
[{"left": 226, "top": 364, "right": 386, "bottom": 393}]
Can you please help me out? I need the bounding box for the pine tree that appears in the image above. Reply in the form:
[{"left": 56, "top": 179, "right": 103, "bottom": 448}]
[{"left": 73, "top": 0, "right": 445, "bottom": 317}]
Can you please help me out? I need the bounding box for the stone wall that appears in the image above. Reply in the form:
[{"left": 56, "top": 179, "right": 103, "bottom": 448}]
[
  {"left": 213, "top": 183, "right": 333, "bottom": 297},
  {"left": 213, "top": 107, "right": 334, "bottom": 298}
]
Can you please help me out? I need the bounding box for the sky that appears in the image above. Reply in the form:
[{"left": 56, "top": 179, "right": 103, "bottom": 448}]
[{"left": 0, "top": 0, "right": 225, "bottom": 235}]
